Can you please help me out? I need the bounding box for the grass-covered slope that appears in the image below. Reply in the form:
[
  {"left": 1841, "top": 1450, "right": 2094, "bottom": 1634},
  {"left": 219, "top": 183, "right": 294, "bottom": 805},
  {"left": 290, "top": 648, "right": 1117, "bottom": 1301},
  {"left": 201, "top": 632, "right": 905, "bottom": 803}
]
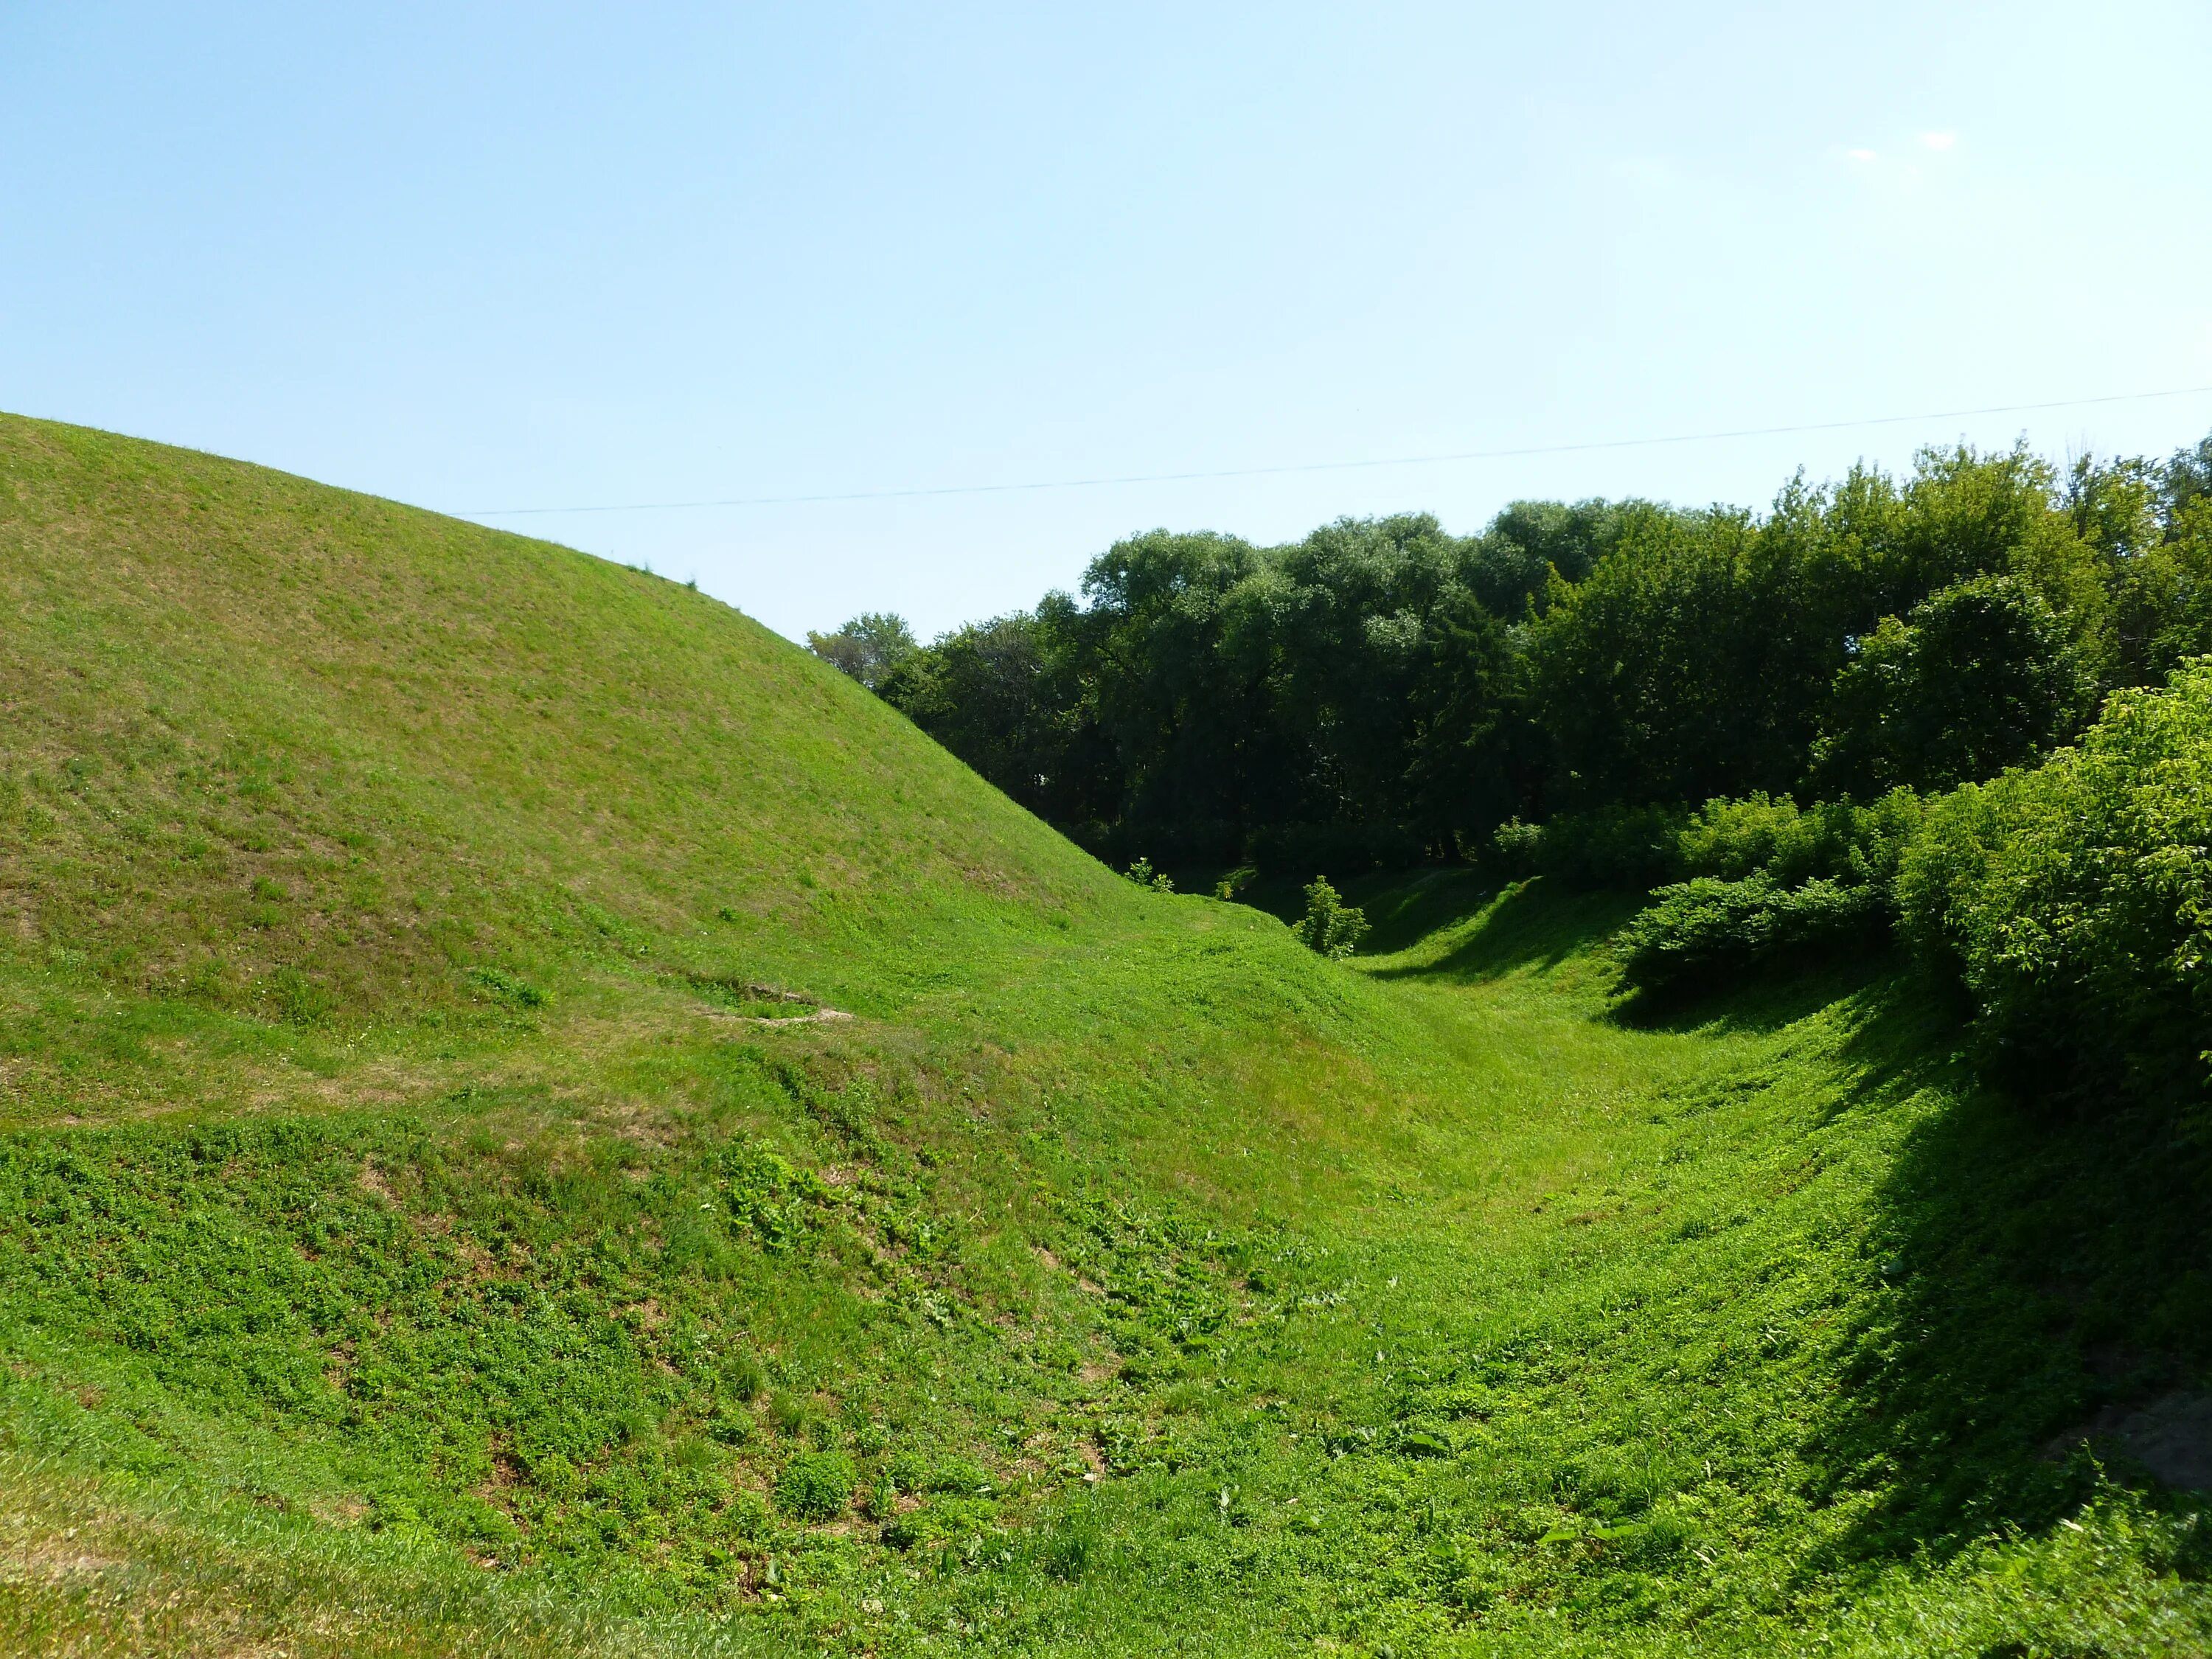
[
  {"left": 0, "top": 415, "right": 2205, "bottom": 1658},
  {"left": 0, "top": 412, "right": 1122, "bottom": 1043}
]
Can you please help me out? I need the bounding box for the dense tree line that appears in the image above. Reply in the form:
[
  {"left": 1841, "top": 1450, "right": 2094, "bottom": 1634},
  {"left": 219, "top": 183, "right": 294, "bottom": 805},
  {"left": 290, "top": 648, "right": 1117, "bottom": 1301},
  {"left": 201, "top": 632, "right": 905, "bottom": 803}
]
[{"left": 812, "top": 432, "right": 2212, "bottom": 880}]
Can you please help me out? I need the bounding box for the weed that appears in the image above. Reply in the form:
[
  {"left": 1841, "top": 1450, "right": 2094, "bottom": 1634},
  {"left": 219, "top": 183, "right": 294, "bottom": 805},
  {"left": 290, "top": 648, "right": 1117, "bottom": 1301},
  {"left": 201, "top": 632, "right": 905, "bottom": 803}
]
[{"left": 775, "top": 1451, "right": 855, "bottom": 1522}]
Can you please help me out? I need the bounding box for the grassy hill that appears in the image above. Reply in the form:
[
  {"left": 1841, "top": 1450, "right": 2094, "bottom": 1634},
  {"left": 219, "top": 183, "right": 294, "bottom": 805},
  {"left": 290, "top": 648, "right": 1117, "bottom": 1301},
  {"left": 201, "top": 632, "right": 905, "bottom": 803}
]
[{"left": 0, "top": 414, "right": 2203, "bottom": 1657}]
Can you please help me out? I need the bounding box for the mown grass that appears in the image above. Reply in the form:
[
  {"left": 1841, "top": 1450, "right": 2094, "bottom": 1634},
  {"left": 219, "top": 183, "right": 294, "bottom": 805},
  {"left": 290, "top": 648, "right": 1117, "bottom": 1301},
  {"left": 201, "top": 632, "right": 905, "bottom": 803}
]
[{"left": 0, "top": 413, "right": 2205, "bottom": 1655}]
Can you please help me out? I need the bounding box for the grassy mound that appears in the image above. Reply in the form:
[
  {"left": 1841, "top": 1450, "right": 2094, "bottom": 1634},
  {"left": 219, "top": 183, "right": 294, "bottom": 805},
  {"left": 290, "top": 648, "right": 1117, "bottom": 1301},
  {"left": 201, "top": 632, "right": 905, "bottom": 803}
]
[{"left": 0, "top": 416, "right": 2204, "bottom": 1656}]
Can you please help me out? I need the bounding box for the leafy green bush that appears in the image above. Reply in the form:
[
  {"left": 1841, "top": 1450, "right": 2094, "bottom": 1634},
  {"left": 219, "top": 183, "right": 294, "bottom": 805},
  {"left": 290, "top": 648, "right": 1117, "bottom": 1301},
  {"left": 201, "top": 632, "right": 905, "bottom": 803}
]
[
  {"left": 773, "top": 1450, "right": 855, "bottom": 1522},
  {"left": 1490, "top": 817, "right": 1544, "bottom": 874},
  {"left": 1501, "top": 790, "right": 1924, "bottom": 896},
  {"left": 1124, "top": 857, "right": 1174, "bottom": 893},
  {"left": 1898, "top": 658, "right": 2212, "bottom": 1107},
  {"left": 1291, "top": 877, "right": 1370, "bottom": 959},
  {"left": 1616, "top": 875, "right": 1889, "bottom": 995},
  {"left": 1675, "top": 788, "right": 1924, "bottom": 889}
]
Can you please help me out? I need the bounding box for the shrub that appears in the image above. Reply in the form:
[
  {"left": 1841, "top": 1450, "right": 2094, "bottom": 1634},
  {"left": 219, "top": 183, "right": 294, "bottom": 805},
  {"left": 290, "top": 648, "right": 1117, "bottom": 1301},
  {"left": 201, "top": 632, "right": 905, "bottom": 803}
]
[
  {"left": 1674, "top": 789, "right": 1924, "bottom": 890},
  {"left": 1124, "top": 857, "right": 1174, "bottom": 893},
  {"left": 1495, "top": 804, "right": 1686, "bottom": 890},
  {"left": 1616, "top": 875, "right": 1889, "bottom": 995},
  {"left": 774, "top": 1451, "right": 855, "bottom": 1522},
  {"left": 1491, "top": 818, "right": 1543, "bottom": 877},
  {"left": 1897, "top": 658, "right": 2212, "bottom": 1107},
  {"left": 1501, "top": 791, "right": 1927, "bottom": 897},
  {"left": 1292, "top": 877, "right": 1370, "bottom": 959}
]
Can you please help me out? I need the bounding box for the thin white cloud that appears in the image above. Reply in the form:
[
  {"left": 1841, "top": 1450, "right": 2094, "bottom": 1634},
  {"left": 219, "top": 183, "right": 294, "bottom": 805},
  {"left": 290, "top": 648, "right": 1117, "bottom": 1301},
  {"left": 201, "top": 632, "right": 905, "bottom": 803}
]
[
  {"left": 1920, "top": 131, "right": 1958, "bottom": 151},
  {"left": 1843, "top": 147, "right": 1878, "bottom": 162}
]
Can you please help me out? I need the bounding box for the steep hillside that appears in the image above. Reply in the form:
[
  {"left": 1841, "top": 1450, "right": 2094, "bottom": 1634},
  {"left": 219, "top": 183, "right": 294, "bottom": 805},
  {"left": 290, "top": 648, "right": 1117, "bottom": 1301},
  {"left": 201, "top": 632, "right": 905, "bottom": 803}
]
[
  {"left": 0, "top": 417, "right": 2203, "bottom": 1658},
  {"left": 0, "top": 414, "right": 1117, "bottom": 1040}
]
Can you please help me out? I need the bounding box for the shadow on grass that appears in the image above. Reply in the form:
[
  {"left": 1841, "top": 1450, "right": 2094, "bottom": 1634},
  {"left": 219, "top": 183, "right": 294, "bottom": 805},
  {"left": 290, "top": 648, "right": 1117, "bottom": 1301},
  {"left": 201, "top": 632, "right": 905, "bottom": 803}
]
[
  {"left": 1801, "top": 978, "right": 2212, "bottom": 1576},
  {"left": 1365, "top": 878, "right": 1644, "bottom": 986},
  {"left": 1226, "top": 865, "right": 1502, "bottom": 945},
  {"left": 1338, "top": 867, "right": 1502, "bottom": 956},
  {"left": 1607, "top": 943, "right": 1902, "bottom": 1038}
]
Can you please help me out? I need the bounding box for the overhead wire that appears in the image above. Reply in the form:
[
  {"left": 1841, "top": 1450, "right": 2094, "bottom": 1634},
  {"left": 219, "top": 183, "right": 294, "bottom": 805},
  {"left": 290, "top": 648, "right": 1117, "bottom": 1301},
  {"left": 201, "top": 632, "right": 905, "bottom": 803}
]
[{"left": 454, "top": 383, "right": 2212, "bottom": 518}]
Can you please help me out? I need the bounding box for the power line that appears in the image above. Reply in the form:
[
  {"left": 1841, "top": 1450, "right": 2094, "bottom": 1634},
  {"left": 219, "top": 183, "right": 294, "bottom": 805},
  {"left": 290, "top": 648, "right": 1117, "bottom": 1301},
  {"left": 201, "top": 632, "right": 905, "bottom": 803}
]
[{"left": 455, "top": 383, "right": 2212, "bottom": 518}]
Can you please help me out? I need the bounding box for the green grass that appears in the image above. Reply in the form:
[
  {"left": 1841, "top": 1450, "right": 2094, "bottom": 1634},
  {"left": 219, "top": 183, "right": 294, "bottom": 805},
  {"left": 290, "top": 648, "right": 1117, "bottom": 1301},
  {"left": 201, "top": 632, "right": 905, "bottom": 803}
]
[{"left": 0, "top": 412, "right": 2204, "bottom": 1656}]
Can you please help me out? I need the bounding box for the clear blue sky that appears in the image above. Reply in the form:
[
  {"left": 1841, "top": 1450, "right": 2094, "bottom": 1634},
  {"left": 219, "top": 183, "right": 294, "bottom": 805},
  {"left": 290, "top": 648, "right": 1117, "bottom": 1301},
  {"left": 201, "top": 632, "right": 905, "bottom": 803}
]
[{"left": 7, "top": 3, "right": 2211, "bottom": 641}]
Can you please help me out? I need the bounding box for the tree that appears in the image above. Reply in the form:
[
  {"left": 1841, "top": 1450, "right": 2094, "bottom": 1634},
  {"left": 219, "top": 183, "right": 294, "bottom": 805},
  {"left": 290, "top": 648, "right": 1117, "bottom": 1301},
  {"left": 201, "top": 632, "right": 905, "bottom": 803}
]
[
  {"left": 1402, "top": 585, "right": 1526, "bottom": 850},
  {"left": 1467, "top": 498, "right": 1633, "bottom": 618},
  {"left": 1076, "top": 529, "right": 1267, "bottom": 860},
  {"left": 2166, "top": 431, "right": 2212, "bottom": 525},
  {"left": 1525, "top": 504, "right": 1819, "bottom": 810},
  {"left": 2110, "top": 500, "right": 2212, "bottom": 686},
  {"left": 879, "top": 612, "right": 1074, "bottom": 818},
  {"left": 805, "top": 612, "right": 917, "bottom": 692},
  {"left": 1897, "top": 658, "right": 2212, "bottom": 1107},
  {"left": 1811, "top": 575, "right": 2095, "bottom": 797}
]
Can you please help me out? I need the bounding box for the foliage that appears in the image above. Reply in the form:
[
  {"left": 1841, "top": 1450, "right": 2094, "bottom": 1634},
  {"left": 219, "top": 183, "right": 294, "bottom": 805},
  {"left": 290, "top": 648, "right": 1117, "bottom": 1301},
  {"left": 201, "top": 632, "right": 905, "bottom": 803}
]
[
  {"left": 855, "top": 435, "right": 2212, "bottom": 876},
  {"left": 1210, "top": 865, "right": 1254, "bottom": 902},
  {"left": 876, "top": 514, "right": 1573, "bottom": 872},
  {"left": 1898, "top": 658, "right": 2212, "bottom": 1108},
  {"left": 2168, "top": 431, "right": 2212, "bottom": 521},
  {"left": 804, "top": 611, "right": 916, "bottom": 692},
  {"left": 1491, "top": 804, "right": 1688, "bottom": 889},
  {"left": 884, "top": 610, "right": 1087, "bottom": 822},
  {"left": 2110, "top": 498, "right": 2212, "bottom": 686},
  {"left": 1811, "top": 575, "right": 2096, "bottom": 797},
  {"left": 1123, "top": 857, "right": 1174, "bottom": 894},
  {"left": 774, "top": 1451, "right": 856, "bottom": 1521},
  {"left": 1290, "top": 876, "right": 1368, "bottom": 959},
  {"left": 1674, "top": 787, "right": 1925, "bottom": 888},
  {"left": 1526, "top": 504, "right": 1824, "bottom": 810},
  {"left": 1597, "top": 793, "right": 1924, "bottom": 999},
  {"left": 1498, "top": 790, "right": 1924, "bottom": 895},
  {"left": 1615, "top": 874, "right": 1889, "bottom": 994}
]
